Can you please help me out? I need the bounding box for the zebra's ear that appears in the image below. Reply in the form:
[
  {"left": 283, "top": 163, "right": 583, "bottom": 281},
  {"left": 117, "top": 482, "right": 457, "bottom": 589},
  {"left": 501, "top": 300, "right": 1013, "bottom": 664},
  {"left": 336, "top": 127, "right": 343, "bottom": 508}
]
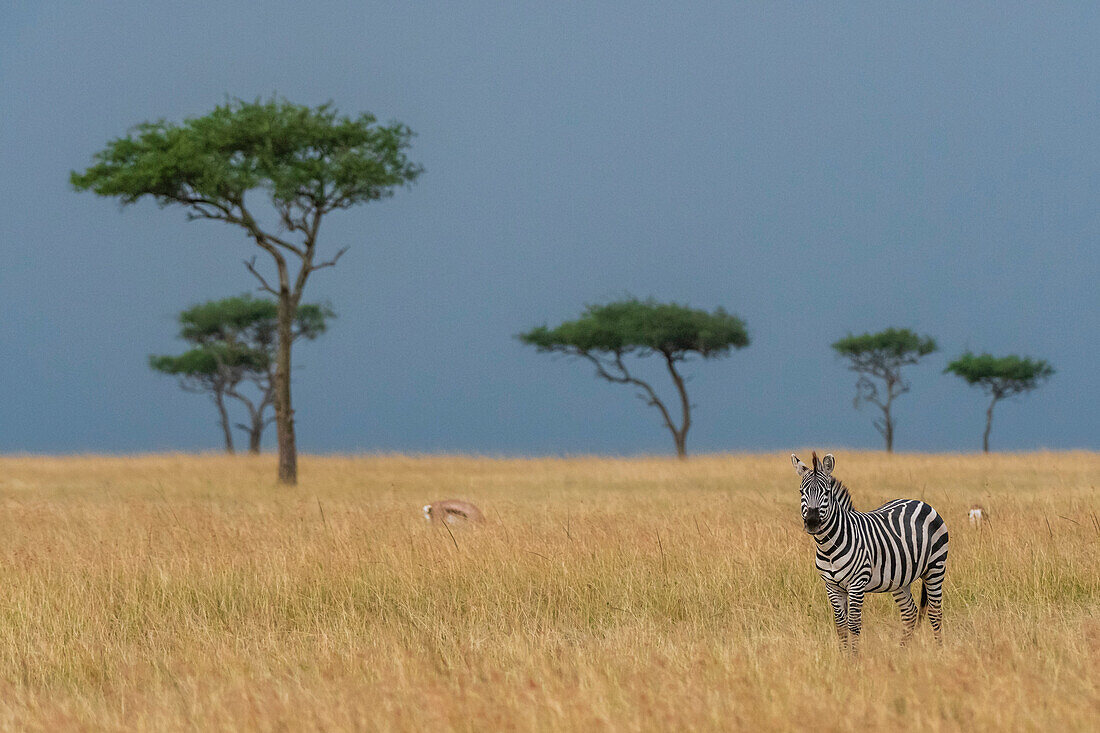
[
  {"left": 821, "top": 454, "right": 835, "bottom": 475},
  {"left": 791, "top": 454, "right": 810, "bottom": 477}
]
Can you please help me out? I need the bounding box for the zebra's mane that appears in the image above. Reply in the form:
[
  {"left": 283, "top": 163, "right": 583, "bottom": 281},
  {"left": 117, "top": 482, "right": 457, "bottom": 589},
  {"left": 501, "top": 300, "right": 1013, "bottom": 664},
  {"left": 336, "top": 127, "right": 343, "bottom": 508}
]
[{"left": 829, "top": 477, "right": 854, "bottom": 512}]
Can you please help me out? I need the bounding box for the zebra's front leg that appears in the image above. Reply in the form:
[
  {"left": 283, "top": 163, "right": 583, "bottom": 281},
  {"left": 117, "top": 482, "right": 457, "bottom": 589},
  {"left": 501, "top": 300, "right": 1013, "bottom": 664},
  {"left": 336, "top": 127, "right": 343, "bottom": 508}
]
[
  {"left": 846, "top": 585, "right": 866, "bottom": 655},
  {"left": 891, "top": 585, "right": 919, "bottom": 646},
  {"left": 824, "top": 580, "right": 848, "bottom": 650}
]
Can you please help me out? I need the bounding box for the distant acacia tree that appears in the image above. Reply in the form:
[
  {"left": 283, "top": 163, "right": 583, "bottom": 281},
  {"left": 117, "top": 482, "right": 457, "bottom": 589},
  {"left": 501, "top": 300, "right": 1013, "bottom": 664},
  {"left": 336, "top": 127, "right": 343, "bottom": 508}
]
[
  {"left": 72, "top": 97, "right": 421, "bottom": 484},
  {"left": 150, "top": 295, "right": 334, "bottom": 454},
  {"left": 832, "top": 328, "right": 937, "bottom": 452},
  {"left": 518, "top": 299, "right": 749, "bottom": 458},
  {"left": 944, "top": 352, "right": 1054, "bottom": 453}
]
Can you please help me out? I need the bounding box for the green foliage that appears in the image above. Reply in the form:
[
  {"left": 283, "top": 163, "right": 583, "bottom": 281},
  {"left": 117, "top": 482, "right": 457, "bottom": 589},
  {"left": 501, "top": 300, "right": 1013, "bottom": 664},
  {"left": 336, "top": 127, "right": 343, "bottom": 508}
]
[
  {"left": 945, "top": 353, "right": 1054, "bottom": 397},
  {"left": 150, "top": 294, "right": 334, "bottom": 378},
  {"left": 831, "top": 328, "right": 937, "bottom": 361},
  {"left": 148, "top": 345, "right": 267, "bottom": 378},
  {"left": 179, "top": 296, "right": 278, "bottom": 343},
  {"left": 178, "top": 294, "right": 332, "bottom": 347},
  {"left": 518, "top": 299, "right": 749, "bottom": 358},
  {"left": 71, "top": 97, "right": 422, "bottom": 211}
]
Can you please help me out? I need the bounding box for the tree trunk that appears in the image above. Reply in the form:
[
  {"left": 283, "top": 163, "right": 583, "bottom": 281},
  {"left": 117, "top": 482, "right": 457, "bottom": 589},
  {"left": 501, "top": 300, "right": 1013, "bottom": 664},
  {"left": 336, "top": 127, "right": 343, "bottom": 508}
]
[
  {"left": 983, "top": 396, "right": 997, "bottom": 453},
  {"left": 664, "top": 355, "right": 691, "bottom": 460},
  {"left": 248, "top": 417, "right": 263, "bottom": 454},
  {"left": 673, "top": 431, "right": 687, "bottom": 459},
  {"left": 215, "top": 389, "right": 234, "bottom": 454},
  {"left": 274, "top": 293, "right": 298, "bottom": 484},
  {"left": 882, "top": 403, "right": 894, "bottom": 453}
]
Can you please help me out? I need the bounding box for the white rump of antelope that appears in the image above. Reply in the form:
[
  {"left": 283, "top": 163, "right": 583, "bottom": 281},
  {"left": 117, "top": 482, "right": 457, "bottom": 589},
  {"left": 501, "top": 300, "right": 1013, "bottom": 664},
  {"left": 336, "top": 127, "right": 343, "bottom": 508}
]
[{"left": 969, "top": 504, "right": 987, "bottom": 526}]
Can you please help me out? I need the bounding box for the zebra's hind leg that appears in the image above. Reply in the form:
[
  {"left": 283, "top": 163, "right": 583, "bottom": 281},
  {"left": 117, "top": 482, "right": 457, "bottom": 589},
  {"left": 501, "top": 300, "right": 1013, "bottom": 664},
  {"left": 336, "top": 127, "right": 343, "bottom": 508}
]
[
  {"left": 922, "top": 562, "right": 947, "bottom": 645},
  {"left": 891, "top": 585, "right": 919, "bottom": 646},
  {"left": 824, "top": 580, "right": 848, "bottom": 650}
]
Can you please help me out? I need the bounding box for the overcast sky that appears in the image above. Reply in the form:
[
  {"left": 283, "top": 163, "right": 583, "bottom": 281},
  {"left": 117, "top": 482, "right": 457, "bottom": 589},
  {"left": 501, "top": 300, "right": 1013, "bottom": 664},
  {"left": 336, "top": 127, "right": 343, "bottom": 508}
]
[{"left": 1, "top": 2, "right": 1097, "bottom": 456}]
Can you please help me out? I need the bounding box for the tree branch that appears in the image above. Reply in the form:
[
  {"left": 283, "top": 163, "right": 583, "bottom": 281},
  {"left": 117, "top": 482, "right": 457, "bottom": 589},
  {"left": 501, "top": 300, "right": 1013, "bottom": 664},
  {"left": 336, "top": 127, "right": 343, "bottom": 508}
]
[
  {"left": 178, "top": 377, "right": 213, "bottom": 395},
  {"left": 244, "top": 257, "right": 278, "bottom": 295},
  {"left": 178, "top": 194, "right": 301, "bottom": 264},
  {"left": 888, "top": 376, "right": 911, "bottom": 400},
  {"left": 309, "top": 246, "right": 348, "bottom": 274},
  {"left": 276, "top": 198, "right": 313, "bottom": 234},
  {"left": 854, "top": 376, "right": 885, "bottom": 410},
  {"left": 580, "top": 351, "right": 629, "bottom": 384},
  {"left": 581, "top": 351, "right": 679, "bottom": 438},
  {"left": 235, "top": 198, "right": 306, "bottom": 258},
  {"left": 185, "top": 204, "right": 231, "bottom": 223},
  {"left": 224, "top": 383, "right": 257, "bottom": 415},
  {"left": 179, "top": 195, "right": 240, "bottom": 224}
]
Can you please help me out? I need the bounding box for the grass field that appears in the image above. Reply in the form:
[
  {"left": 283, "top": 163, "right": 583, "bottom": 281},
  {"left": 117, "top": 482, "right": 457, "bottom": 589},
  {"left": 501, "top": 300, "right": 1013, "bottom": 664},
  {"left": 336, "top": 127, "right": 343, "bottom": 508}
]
[{"left": 0, "top": 452, "right": 1095, "bottom": 731}]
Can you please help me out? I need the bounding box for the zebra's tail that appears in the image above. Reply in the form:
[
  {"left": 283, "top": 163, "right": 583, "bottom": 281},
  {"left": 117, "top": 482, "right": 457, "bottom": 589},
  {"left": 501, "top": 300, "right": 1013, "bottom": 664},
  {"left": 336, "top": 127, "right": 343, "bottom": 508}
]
[{"left": 918, "top": 580, "right": 929, "bottom": 622}]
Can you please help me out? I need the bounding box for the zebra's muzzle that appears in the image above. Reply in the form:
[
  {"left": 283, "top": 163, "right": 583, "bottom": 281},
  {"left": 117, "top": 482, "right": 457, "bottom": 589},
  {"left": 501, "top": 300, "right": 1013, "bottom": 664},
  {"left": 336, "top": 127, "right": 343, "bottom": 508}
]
[{"left": 804, "top": 509, "right": 823, "bottom": 533}]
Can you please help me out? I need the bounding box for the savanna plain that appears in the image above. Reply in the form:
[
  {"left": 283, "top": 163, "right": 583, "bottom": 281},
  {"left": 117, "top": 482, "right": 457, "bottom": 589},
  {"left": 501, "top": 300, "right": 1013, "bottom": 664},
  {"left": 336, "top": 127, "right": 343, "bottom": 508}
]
[{"left": 0, "top": 452, "right": 1095, "bottom": 731}]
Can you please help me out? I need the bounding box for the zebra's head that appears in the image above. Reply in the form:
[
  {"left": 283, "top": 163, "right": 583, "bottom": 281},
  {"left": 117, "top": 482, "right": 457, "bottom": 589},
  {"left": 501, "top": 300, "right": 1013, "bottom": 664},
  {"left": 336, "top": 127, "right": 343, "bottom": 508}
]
[{"left": 791, "top": 451, "right": 836, "bottom": 534}]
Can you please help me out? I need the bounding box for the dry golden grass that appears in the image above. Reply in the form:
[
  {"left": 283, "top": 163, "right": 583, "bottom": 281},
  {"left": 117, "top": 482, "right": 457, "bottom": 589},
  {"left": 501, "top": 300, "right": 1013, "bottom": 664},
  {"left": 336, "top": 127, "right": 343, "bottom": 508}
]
[{"left": 0, "top": 452, "right": 1096, "bottom": 731}]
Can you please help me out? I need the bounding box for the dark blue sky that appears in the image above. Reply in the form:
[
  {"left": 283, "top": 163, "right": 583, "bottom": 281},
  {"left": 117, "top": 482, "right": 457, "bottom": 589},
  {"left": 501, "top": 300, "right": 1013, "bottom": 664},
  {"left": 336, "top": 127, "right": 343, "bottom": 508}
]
[{"left": 2, "top": 2, "right": 1097, "bottom": 455}]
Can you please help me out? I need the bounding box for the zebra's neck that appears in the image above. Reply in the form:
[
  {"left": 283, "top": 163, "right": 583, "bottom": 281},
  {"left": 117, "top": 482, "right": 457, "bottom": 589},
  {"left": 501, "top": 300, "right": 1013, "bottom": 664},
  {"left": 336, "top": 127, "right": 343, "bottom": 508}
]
[
  {"left": 812, "top": 477, "right": 855, "bottom": 548},
  {"left": 830, "top": 478, "right": 853, "bottom": 513}
]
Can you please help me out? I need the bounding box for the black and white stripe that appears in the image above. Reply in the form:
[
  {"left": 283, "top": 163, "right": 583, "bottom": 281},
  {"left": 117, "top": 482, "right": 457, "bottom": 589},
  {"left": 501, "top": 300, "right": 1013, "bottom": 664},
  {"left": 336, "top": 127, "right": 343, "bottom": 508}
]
[{"left": 792, "top": 451, "right": 948, "bottom": 651}]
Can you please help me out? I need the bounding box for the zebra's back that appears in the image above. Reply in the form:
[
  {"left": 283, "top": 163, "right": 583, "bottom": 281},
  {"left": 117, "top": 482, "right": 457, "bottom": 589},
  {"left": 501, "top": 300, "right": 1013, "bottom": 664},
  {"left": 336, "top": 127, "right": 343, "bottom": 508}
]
[{"left": 851, "top": 499, "right": 948, "bottom": 592}]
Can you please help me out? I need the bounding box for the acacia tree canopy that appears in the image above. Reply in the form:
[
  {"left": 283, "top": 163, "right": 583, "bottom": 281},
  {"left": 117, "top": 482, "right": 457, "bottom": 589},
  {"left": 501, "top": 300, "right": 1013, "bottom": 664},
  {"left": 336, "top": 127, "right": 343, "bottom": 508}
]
[
  {"left": 149, "top": 344, "right": 267, "bottom": 378},
  {"left": 944, "top": 353, "right": 1054, "bottom": 394},
  {"left": 70, "top": 98, "right": 422, "bottom": 214},
  {"left": 832, "top": 328, "right": 938, "bottom": 366},
  {"left": 178, "top": 294, "right": 332, "bottom": 350},
  {"left": 72, "top": 97, "right": 420, "bottom": 483},
  {"left": 521, "top": 299, "right": 749, "bottom": 358},
  {"left": 519, "top": 299, "right": 750, "bottom": 458}
]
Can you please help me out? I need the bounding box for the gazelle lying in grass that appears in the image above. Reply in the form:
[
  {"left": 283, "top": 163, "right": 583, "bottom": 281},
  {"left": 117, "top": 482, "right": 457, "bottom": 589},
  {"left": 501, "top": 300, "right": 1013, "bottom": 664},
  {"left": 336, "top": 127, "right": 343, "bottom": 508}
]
[{"left": 423, "top": 499, "right": 484, "bottom": 524}]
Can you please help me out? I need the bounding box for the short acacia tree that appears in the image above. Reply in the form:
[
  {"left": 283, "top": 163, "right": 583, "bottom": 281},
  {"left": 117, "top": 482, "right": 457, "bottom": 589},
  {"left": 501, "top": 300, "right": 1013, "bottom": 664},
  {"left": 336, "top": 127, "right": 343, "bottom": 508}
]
[
  {"left": 832, "top": 328, "right": 937, "bottom": 452},
  {"left": 519, "top": 299, "right": 749, "bottom": 458},
  {"left": 944, "top": 352, "right": 1054, "bottom": 452},
  {"left": 149, "top": 346, "right": 265, "bottom": 454},
  {"left": 72, "top": 97, "right": 420, "bottom": 483},
  {"left": 150, "top": 295, "right": 333, "bottom": 454}
]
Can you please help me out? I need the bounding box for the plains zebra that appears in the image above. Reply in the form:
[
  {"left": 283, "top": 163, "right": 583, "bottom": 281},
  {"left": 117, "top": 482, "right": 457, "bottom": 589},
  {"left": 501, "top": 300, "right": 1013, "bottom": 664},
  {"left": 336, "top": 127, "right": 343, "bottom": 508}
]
[{"left": 791, "top": 452, "right": 948, "bottom": 651}]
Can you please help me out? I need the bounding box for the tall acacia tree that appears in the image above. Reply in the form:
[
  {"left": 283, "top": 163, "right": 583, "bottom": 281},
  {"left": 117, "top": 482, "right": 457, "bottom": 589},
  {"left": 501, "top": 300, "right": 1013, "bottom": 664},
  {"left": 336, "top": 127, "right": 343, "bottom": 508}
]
[
  {"left": 831, "top": 328, "right": 937, "bottom": 452},
  {"left": 519, "top": 299, "right": 749, "bottom": 458},
  {"left": 72, "top": 98, "right": 421, "bottom": 483},
  {"left": 150, "top": 295, "right": 334, "bottom": 454},
  {"left": 945, "top": 352, "right": 1053, "bottom": 453}
]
